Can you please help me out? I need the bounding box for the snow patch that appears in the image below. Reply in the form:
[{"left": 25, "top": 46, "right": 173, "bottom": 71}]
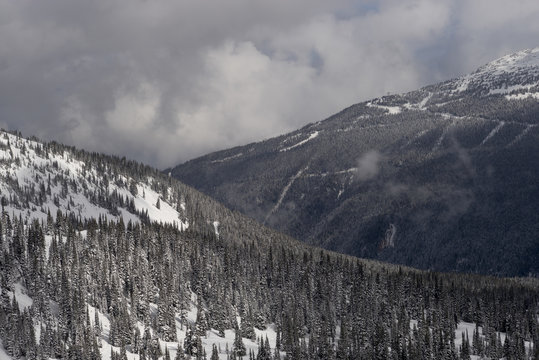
[
  {"left": 0, "top": 130, "right": 188, "bottom": 231},
  {"left": 453, "top": 48, "right": 539, "bottom": 93},
  {"left": 432, "top": 118, "right": 457, "bottom": 153},
  {"left": 506, "top": 124, "right": 536, "bottom": 147},
  {"left": 0, "top": 339, "right": 12, "bottom": 360},
  {"left": 213, "top": 221, "right": 220, "bottom": 239},
  {"left": 489, "top": 82, "right": 539, "bottom": 95},
  {"left": 265, "top": 166, "right": 308, "bottom": 223},
  {"left": 86, "top": 300, "right": 283, "bottom": 360},
  {"left": 5, "top": 283, "right": 33, "bottom": 312},
  {"left": 366, "top": 102, "right": 402, "bottom": 114},
  {"left": 454, "top": 321, "right": 534, "bottom": 357},
  {"left": 505, "top": 91, "right": 539, "bottom": 100},
  {"left": 280, "top": 131, "right": 319, "bottom": 152},
  {"left": 454, "top": 76, "right": 471, "bottom": 92},
  {"left": 211, "top": 153, "right": 243, "bottom": 163},
  {"left": 133, "top": 183, "right": 188, "bottom": 230}
]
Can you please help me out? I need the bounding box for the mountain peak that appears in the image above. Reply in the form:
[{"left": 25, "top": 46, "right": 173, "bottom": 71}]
[
  {"left": 478, "top": 47, "right": 539, "bottom": 74},
  {"left": 451, "top": 47, "right": 539, "bottom": 95}
]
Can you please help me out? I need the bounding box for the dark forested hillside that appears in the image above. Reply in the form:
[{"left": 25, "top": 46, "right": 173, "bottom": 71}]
[
  {"left": 169, "top": 48, "right": 539, "bottom": 277},
  {"left": 1, "top": 203, "right": 539, "bottom": 359},
  {"left": 0, "top": 130, "right": 538, "bottom": 359}
]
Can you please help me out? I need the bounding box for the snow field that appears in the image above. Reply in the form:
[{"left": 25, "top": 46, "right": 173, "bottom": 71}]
[
  {"left": 85, "top": 302, "right": 280, "bottom": 360},
  {"left": 0, "top": 131, "right": 188, "bottom": 231}
]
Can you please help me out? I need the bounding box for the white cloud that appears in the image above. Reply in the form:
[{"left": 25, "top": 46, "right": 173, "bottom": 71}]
[
  {"left": 106, "top": 83, "right": 161, "bottom": 133},
  {"left": 355, "top": 150, "right": 382, "bottom": 181}
]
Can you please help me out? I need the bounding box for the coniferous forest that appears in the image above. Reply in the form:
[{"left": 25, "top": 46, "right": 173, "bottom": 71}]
[
  {"left": 0, "top": 133, "right": 537, "bottom": 360},
  {"left": 1, "top": 207, "right": 538, "bottom": 359},
  {"left": 0, "top": 125, "right": 539, "bottom": 360}
]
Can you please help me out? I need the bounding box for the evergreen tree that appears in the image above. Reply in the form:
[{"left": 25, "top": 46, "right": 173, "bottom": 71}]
[
  {"left": 211, "top": 344, "right": 219, "bottom": 360},
  {"left": 233, "top": 327, "right": 246, "bottom": 358}
]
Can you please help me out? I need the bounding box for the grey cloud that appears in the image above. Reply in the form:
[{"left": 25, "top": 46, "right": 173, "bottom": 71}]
[
  {"left": 355, "top": 150, "right": 382, "bottom": 181},
  {"left": 1, "top": 0, "right": 539, "bottom": 168}
]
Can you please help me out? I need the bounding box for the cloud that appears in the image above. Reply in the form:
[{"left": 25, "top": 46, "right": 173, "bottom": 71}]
[
  {"left": 1, "top": 0, "right": 539, "bottom": 168},
  {"left": 355, "top": 150, "right": 382, "bottom": 181}
]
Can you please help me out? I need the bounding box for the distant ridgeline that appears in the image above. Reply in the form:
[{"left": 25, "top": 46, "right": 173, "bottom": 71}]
[
  {"left": 170, "top": 48, "right": 539, "bottom": 277},
  {"left": 0, "top": 130, "right": 537, "bottom": 359}
]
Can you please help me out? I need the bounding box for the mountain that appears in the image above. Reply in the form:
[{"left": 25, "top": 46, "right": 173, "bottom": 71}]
[
  {"left": 0, "top": 131, "right": 189, "bottom": 231},
  {"left": 169, "top": 48, "right": 539, "bottom": 277},
  {"left": 0, "top": 129, "right": 538, "bottom": 359}
]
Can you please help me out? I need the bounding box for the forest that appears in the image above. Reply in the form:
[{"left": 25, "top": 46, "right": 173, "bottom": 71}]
[{"left": 0, "top": 130, "right": 538, "bottom": 359}]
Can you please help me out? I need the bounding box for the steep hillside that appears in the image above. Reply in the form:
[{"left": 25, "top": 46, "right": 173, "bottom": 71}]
[
  {"left": 170, "top": 48, "right": 539, "bottom": 277},
  {"left": 0, "top": 130, "right": 538, "bottom": 359},
  {"left": 0, "top": 131, "right": 190, "bottom": 230}
]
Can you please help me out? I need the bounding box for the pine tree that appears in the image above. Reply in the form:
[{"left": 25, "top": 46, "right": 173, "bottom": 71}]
[
  {"left": 233, "top": 327, "right": 246, "bottom": 358},
  {"left": 211, "top": 344, "right": 219, "bottom": 360},
  {"left": 175, "top": 345, "right": 186, "bottom": 360}
]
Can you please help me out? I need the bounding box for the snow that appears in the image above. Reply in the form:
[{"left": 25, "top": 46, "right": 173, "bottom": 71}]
[
  {"left": 280, "top": 131, "right": 319, "bottom": 152},
  {"left": 432, "top": 120, "right": 455, "bottom": 153},
  {"left": 211, "top": 153, "right": 243, "bottom": 163},
  {"left": 304, "top": 167, "right": 357, "bottom": 178},
  {"left": 0, "top": 130, "right": 188, "bottom": 231},
  {"left": 366, "top": 102, "right": 402, "bottom": 114},
  {"left": 0, "top": 340, "right": 12, "bottom": 360},
  {"left": 454, "top": 322, "right": 477, "bottom": 349},
  {"left": 506, "top": 124, "right": 536, "bottom": 147},
  {"left": 489, "top": 83, "right": 539, "bottom": 95},
  {"left": 87, "top": 301, "right": 282, "bottom": 360},
  {"left": 5, "top": 283, "right": 33, "bottom": 312},
  {"left": 212, "top": 221, "right": 220, "bottom": 239},
  {"left": 454, "top": 76, "right": 471, "bottom": 92},
  {"left": 34, "top": 323, "right": 42, "bottom": 345},
  {"left": 505, "top": 91, "right": 539, "bottom": 100},
  {"left": 418, "top": 93, "right": 432, "bottom": 108},
  {"left": 481, "top": 121, "right": 505, "bottom": 145},
  {"left": 481, "top": 47, "right": 539, "bottom": 74},
  {"left": 454, "top": 321, "right": 534, "bottom": 357},
  {"left": 264, "top": 166, "right": 309, "bottom": 223},
  {"left": 185, "top": 303, "right": 198, "bottom": 324},
  {"left": 132, "top": 183, "right": 188, "bottom": 230},
  {"left": 453, "top": 48, "right": 539, "bottom": 93}
]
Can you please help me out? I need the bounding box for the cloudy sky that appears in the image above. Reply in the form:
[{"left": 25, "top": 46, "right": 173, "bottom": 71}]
[{"left": 1, "top": 0, "right": 539, "bottom": 168}]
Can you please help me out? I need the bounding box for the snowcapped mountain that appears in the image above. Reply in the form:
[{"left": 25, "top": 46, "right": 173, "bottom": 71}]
[
  {"left": 451, "top": 47, "right": 539, "bottom": 97},
  {"left": 170, "top": 48, "right": 539, "bottom": 277},
  {"left": 0, "top": 130, "right": 188, "bottom": 230}
]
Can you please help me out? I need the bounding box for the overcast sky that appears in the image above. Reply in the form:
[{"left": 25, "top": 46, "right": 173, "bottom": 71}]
[{"left": 1, "top": 0, "right": 539, "bottom": 168}]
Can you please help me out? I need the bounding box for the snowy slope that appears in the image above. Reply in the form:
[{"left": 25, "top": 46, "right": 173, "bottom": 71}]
[
  {"left": 0, "top": 130, "right": 188, "bottom": 230},
  {"left": 0, "top": 340, "right": 11, "bottom": 360},
  {"left": 452, "top": 47, "right": 539, "bottom": 95}
]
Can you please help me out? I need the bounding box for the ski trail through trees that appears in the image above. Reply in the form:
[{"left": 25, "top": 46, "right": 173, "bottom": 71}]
[
  {"left": 264, "top": 166, "right": 309, "bottom": 224},
  {"left": 506, "top": 124, "right": 536, "bottom": 148},
  {"left": 481, "top": 121, "right": 505, "bottom": 145}
]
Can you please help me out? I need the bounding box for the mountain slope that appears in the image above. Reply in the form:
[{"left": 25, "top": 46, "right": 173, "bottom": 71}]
[
  {"left": 0, "top": 130, "right": 188, "bottom": 230},
  {"left": 0, "top": 130, "right": 538, "bottom": 359},
  {"left": 169, "top": 48, "right": 539, "bottom": 277}
]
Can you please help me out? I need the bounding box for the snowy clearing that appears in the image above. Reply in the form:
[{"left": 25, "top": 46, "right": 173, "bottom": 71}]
[{"left": 280, "top": 131, "right": 319, "bottom": 152}]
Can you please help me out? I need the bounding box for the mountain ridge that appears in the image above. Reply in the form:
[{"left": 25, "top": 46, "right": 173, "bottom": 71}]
[{"left": 169, "top": 47, "right": 539, "bottom": 277}]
